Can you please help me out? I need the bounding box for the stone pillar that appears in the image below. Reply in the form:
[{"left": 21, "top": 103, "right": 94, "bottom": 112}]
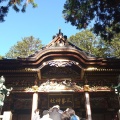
[
  {"left": 31, "top": 92, "right": 38, "bottom": 120},
  {"left": 85, "top": 92, "right": 92, "bottom": 120}
]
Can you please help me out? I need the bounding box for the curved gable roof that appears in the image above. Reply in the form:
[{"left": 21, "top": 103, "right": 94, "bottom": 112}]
[{"left": 0, "top": 31, "right": 120, "bottom": 70}]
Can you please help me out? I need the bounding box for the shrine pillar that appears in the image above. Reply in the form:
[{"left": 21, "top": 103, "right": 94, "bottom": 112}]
[
  {"left": 118, "top": 109, "right": 120, "bottom": 120},
  {"left": 31, "top": 92, "right": 38, "bottom": 120},
  {"left": 85, "top": 92, "right": 92, "bottom": 120}
]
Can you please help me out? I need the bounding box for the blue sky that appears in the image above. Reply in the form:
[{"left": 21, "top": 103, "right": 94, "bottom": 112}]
[{"left": 0, "top": 0, "right": 80, "bottom": 56}]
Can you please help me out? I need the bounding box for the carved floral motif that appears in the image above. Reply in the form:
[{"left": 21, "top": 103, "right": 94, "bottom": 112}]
[{"left": 25, "top": 80, "right": 111, "bottom": 92}]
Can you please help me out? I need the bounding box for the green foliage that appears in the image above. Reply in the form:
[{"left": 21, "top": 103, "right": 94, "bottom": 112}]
[
  {"left": 0, "top": 55, "right": 4, "bottom": 59},
  {"left": 110, "top": 33, "right": 120, "bottom": 58},
  {"left": 68, "top": 29, "right": 109, "bottom": 58},
  {"left": 5, "top": 36, "right": 44, "bottom": 58},
  {"left": 63, "top": 0, "right": 120, "bottom": 41},
  {"left": 0, "top": 0, "right": 37, "bottom": 22}
]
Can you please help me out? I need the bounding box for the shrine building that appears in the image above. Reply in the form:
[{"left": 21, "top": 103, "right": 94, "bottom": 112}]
[{"left": 0, "top": 30, "right": 120, "bottom": 120}]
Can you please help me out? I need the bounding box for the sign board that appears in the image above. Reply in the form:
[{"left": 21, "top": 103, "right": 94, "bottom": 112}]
[{"left": 48, "top": 94, "right": 73, "bottom": 108}]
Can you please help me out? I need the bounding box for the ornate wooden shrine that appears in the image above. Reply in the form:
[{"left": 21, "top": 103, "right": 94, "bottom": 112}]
[{"left": 0, "top": 30, "right": 120, "bottom": 120}]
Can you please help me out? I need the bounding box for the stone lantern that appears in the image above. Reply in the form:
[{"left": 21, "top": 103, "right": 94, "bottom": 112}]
[{"left": 0, "top": 76, "right": 12, "bottom": 114}]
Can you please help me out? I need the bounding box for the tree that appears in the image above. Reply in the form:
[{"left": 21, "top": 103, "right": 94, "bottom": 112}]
[
  {"left": 5, "top": 36, "right": 44, "bottom": 58},
  {"left": 63, "top": 0, "right": 120, "bottom": 41},
  {"left": 110, "top": 33, "right": 120, "bottom": 58},
  {"left": 68, "top": 29, "right": 109, "bottom": 58},
  {"left": 0, "top": 0, "right": 37, "bottom": 22},
  {"left": 0, "top": 56, "right": 4, "bottom": 59}
]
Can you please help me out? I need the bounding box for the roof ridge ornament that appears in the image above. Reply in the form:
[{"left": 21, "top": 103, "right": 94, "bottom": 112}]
[
  {"left": 57, "top": 28, "right": 63, "bottom": 37},
  {"left": 59, "top": 28, "right": 61, "bottom": 34},
  {"left": 52, "top": 29, "right": 67, "bottom": 40}
]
